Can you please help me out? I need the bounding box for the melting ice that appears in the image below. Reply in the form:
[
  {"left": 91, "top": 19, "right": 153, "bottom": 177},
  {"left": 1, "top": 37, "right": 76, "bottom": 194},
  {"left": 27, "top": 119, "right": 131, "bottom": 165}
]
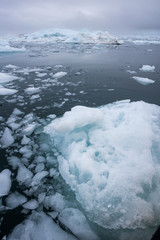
[{"left": 44, "top": 100, "right": 160, "bottom": 230}]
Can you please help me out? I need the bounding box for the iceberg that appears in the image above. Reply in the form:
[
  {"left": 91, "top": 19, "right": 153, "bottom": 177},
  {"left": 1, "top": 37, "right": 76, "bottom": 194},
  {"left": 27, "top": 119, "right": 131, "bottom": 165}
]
[
  {"left": 139, "top": 65, "right": 155, "bottom": 72},
  {"left": 23, "top": 29, "right": 120, "bottom": 45},
  {"left": 44, "top": 100, "right": 160, "bottom": 229}
]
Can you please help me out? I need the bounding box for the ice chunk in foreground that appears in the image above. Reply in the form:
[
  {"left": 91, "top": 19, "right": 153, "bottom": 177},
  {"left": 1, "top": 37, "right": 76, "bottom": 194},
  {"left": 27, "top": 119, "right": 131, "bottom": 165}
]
[
  {"left": 132, "top": 76, "right": 155, "bottom": 85},
  {"left": 139, "top": 65, "right": 155, "bottom": 72},
  {"left": 44, "top": 101, "right": 160, "bottom": 229},
  {"left": 8, "top": 211, "right": 77, "bottom": 240},
  {"left": 1, "top": 127, "right": 14, "bottom": 148},
  {"left": 0, "top": 169, "right": 11, "bottom": 197},
  {"left": 59, "top": 208, "right": 99, "bottom": 240}
]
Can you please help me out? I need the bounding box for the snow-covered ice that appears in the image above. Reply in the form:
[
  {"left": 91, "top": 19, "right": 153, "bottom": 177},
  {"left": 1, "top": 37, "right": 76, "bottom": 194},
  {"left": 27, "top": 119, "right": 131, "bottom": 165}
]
[
  {"left": 0, "top": 169, "right": 11, "bottom": 197},
  {"left": 132, "top": 76, "right": 155, "bottom": 85},
  {"left": 44, "top": 100, "right": 160, "bottom": 229},
  {"left": 139, "top": 65, "right": 155, "bottom": 72}
]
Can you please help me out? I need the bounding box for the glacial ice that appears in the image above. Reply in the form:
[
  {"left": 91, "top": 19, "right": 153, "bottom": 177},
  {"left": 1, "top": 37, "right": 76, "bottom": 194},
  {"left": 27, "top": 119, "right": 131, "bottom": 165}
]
[
  {"left": 44, "top": 100, "right": 160, "bottom": 229},
  {"left": 132, "top": 76, "right": 155, "bottom": 85},
  {"left": 139, "top": 65, "right": 155, "bottom": 72},
  {"left": 0, "top": 169, "right": 11, "bottom": 197}
]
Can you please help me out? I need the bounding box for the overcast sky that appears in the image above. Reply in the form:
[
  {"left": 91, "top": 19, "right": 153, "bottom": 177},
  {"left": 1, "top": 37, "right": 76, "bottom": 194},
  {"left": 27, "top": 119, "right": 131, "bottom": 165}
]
[{"left": 0, "top": 0, "right": 160, "bottom": 36}]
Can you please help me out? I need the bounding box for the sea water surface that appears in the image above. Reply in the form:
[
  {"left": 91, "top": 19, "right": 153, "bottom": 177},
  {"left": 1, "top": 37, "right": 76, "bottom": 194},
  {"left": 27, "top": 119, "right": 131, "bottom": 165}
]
[{"left": 0, "top": 37, "right": 160, "bottom": 240}]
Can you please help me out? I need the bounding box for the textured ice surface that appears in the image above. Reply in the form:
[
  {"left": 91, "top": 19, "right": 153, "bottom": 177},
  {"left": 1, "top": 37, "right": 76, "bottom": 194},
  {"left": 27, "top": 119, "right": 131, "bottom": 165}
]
[
  {"left": 8, "top": 211, "right": 77, "bottom": 240},
  {"left": 132, "top": 76, "right": 155, "bottom": 85},
  {"left": 44, "top": 100, "right": 160, "bottom": 229},
  {"left": 139, "top": 65, "right": 155, "bottom": 72},
  {"left": 0, "top": 169, "right": 11, "bottom": 197}
]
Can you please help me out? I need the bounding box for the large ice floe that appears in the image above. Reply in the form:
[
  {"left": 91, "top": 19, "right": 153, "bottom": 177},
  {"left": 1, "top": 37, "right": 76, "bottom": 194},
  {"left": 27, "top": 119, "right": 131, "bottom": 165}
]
[{"left": 44, "top": 100, "right": 160, "bottom": 230}]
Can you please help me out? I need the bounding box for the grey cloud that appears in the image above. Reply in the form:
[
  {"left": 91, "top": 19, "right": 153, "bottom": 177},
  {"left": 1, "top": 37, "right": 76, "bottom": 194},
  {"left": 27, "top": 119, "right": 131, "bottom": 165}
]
[{"left": 0, "top": 0, "right": 159, "bottom": 36}]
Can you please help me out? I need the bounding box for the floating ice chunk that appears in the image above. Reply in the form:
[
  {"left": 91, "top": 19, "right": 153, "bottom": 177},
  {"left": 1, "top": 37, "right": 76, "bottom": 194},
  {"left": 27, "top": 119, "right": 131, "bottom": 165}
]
[
  {"left": 31, "top": 171, "right": 48, "bottom": 186},
  {"left": 25, "top": 87, "right": 40, "bottom": 95},
  {"left": 1, "top": 127, "right": 14, "bottom": 148},
  {"left": 8, "top": 156, "right": 21, "bottom": 169},
  {"left": 22, "top": 123, "right": 37, "bottom": 136},
  {"left": 126, "top": 70, "right": 137, "bottom": 74},
  {"left": 19, "top": 146, "right": 33, "bottom": 158},
  {"left": 53, "top": 72, "right": 67, "bottom": 78},
  {"left": 44, "top": 193, "right": 66, "bottom": 212},
  {"left": 59, "top": 208, "right": 99, "bottom": 240},
  {"left": 0, "top": 169, "right": 11, "bottom": 197},
  {"left": 139, "top": 65, "right": 155, "bottom": 72},
  {"left": 7, "top": 211, "right": 77, "bottom": 240},
  {"left": 17, "top": 166, "right": 33, "bottom": 186},
  {"left": 132, "top": 76, "right": 155, "bottom": 85},
  {"left": 45, "top": 105, "right": 103, "bottom": 134},
  {"left": 6, "top": 192, "right": 27, "bottom": 208},
  {"left": 12, "top": 108, "right": 23, "bottom": 115},
  {"left": 30, "top": 94, "right": 40, "bottom": 100},
  {"left": 23, "top": 199, "right": 39, "bottom": 210},
  {"left": 0, "top": 72, "right": 18, "bottom": 84},
  {"left": 0, "top": 85, "right": 18, "bottom": 95},
  {"left": 35, "top": 163, "right": 45, "bottom": 173},
  {"left": 21, "top": 135, "right": 30, "bottom": 145},
  {"left": 45, "top": 101, "right": 160, "bottom": 229},
  {"left": 5, "top": 64, "right": 19, "bottom": 69},
  {"left": 36, "top": 73, "right": 47, "bottom": 77}
]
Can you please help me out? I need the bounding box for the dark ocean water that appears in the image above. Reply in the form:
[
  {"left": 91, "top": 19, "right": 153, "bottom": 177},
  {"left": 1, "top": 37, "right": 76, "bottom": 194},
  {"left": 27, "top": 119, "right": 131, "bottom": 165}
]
[{"left": 0, "top": 42, "right": 160, "bottom": 240}]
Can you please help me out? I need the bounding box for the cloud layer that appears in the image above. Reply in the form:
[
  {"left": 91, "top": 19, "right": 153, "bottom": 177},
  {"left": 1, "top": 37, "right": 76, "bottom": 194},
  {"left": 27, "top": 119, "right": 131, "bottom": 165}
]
[{"left": 0, "top": 0, "right": 159, "bottom": 35}]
